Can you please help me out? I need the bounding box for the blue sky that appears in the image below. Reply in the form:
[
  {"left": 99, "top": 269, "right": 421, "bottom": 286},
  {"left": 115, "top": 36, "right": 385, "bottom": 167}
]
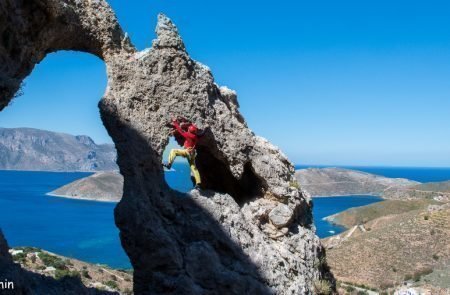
[{"left": 1, "top": 0, "right": 450, "bottom": 167}]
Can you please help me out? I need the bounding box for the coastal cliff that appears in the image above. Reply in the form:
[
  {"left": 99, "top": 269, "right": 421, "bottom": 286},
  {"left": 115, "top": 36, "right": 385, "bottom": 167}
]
[{"left": 0, "top": 128, "right": 117, "bottom": 172}]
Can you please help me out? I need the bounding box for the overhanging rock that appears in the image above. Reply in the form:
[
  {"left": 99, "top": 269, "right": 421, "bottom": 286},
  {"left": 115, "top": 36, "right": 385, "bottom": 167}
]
[{"left": 0, "top": 1, "right": 334, "bottom": 293}]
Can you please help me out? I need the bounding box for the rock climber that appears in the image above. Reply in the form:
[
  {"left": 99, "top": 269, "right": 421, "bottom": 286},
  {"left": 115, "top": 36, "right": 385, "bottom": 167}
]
[{"left": 163, "top": 117, "right": 202, "bottom": 189}]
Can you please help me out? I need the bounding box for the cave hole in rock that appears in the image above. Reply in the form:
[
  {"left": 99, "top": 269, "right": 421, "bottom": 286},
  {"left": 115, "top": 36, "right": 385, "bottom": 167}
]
[
  {"left": 195, "top": 145, "right": 269, "bottom": 205},
  {"left": 162, "top": 137, "right": 194, "bottom": 193},
  {"left": 161, "top": 132, "right": 267, "bottom": 206},
  {"left": 161, "top": 125, "right": 269, "bottom": 205},
  {"left": 0, "top": 51, "right": 131, "bottom": 270}
]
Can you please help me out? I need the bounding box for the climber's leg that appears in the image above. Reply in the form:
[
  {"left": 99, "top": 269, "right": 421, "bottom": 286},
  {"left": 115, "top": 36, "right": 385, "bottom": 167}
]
[
  {"left": 165, "top": 149, "right": 188, "bottom": 169},
  {"left": 187, "top": 152, "right": 202, "bottom": 186}
]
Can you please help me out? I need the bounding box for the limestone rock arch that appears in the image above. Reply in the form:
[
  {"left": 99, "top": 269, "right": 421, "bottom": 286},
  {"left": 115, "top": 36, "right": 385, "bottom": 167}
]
[{"left": 0, "top": 1, "right": 333, "bottom": 293}]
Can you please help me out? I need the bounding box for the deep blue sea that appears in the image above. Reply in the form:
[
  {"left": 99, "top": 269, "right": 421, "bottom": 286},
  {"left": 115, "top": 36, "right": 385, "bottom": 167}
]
[
  {"left": 312, "top": 195, "right": 382, "bottom": 238},
  {"left": 0, "top": 165, "right": 449, "bottom": 269}
]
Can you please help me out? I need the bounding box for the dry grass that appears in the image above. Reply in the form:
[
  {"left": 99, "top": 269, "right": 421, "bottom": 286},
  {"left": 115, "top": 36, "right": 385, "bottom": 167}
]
[{"left": 324, "top": 204, "right": 450, "bottom": 290}]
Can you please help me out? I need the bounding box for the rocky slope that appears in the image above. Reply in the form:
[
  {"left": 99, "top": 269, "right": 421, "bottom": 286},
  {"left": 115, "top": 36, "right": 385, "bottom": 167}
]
[
  {"left": 0, "top": 128, "right": 118, "bottom": 171},
  {"left": 322, "top": 201, "right": 450, "bottom": 293},
  {"left": 295, "top": 167, "right": 418, "bottom": 197},
  {"left": 48, "top": 172, "right": 123, "bottom": 202},
  {"left": 383, "top": 180, "right": 450, "bottom": 201},
  {"left": 0, "top": 230, "right": 121, "bottom": 294},
  {"left": 0, "top": 1, "right": 332, "bottom": 294}
]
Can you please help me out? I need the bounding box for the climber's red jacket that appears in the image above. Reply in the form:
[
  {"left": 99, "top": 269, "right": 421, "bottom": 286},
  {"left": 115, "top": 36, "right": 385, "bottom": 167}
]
[{"left": 173, "top": 121, "right": 198, "bottom": 150}]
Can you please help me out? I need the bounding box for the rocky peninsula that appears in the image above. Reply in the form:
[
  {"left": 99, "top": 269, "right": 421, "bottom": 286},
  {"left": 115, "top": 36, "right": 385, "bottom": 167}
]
[
  {"left": 48, "top": 172, "right": 123, "bottom": 202},
  {"left": 296, "top": 167, "right": 418, "bottom": 197}
]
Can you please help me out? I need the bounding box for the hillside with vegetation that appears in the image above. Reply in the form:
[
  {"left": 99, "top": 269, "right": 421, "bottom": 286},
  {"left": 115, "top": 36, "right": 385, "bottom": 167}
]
[
  {"left": 9, "top": 246, "right": 133, "bottom": 294},
  {"left": 384, "top": 180, "right": 450, "bottom": 201},
  {"left": 323, "top": 200, "right": 450, "bottom": 294}
]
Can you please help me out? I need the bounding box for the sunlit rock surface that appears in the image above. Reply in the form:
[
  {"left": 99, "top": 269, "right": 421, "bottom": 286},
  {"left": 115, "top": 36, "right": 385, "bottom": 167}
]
[{"left": 0, "top": 1, "right": 333, "bottom": 293}]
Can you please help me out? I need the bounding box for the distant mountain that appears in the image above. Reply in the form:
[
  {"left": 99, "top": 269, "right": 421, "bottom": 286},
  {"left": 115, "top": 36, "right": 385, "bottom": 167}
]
[
  {"left": 0, "top": 127, "right": 118, "bottom": 171},
  {"left": 48, "top": 172, "right": 123, "bottom": 202},
  {"left": 295, "top": 167, "right": 418, "bottom": 197}
]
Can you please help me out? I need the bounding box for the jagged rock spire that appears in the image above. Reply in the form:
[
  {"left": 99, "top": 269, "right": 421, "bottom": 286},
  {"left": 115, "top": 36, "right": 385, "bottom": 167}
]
[{"left": 152, "top": 13, "right": 186, "bottom": 51}]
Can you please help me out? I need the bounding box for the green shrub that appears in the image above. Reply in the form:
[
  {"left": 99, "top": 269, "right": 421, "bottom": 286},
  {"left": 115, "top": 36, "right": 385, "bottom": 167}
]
[
  {"left": 345, "top": 285, "right": 355, "bottom": 292},
  {"left": 82, "top": 270, "right": 91, "bottom": 279},
  {"left": 313, "top": 280, "right": 332, "bottom": 295},
  {"left": 404, "top": 273, "right": 413, "bottom": 281},
  {"left": 12, "top": 252, "right": 26, "bottom": 263},
  {"left": 104, "top": 280, "right": 118, "bottom": 290},
  {"left": 432, "top": 254, "right": 439, "bottom": 260},
  {"left": 357, "top": 291, "right": 369, "bottom": 295},
  {"left": 413, "top": 267, "right": 433, "bottom": 282},
  {"left": 55, "top": 269, "right": 80, "bottom": 280},
  {"left": 38, "top": 252, "right": 66, "bottom": 270},
  {"left": 424, "top": 215, "right": 430, "bottom": 220},
  {"left": 16, "top": 246, "right": 40, "bottom": 254},
  {"left": 289, "top": 181, "right": 300, "bottom": 189}
]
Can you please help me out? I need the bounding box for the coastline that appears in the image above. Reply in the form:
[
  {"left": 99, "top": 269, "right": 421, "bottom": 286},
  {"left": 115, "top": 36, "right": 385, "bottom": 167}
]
[
  {"left": 45, "top": 192, "right": 119, "bottom": 203},
  {"left": 311, "top": 193, "right": 384, "bottom": 198}
]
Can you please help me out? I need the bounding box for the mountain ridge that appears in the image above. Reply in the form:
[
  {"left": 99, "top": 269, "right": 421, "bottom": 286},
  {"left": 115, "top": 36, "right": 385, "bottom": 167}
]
[{"left": 0, "top": 127, "right": 118, "bottom": 172}]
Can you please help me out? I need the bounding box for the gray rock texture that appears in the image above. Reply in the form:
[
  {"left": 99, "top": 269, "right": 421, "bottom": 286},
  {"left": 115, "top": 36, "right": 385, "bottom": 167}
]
[
  {"left": 0, "top": 128, "right": 118, "bottom": 171},
  {"left": 0, "top": 229, "right": 11, "bottom": 263},
  {"left": 0, "top": 1, "right": 333, "bottom": 293}
]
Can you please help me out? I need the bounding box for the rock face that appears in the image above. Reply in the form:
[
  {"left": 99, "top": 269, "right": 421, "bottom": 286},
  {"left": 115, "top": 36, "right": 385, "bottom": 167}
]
[
  {"left": 296, "top": 167, "right": 418, "bottom": 197},
  {"left": 0, "top": 230, "right": 11, "bottom": 263},
  {"left": 49, "top": 172, "right": 123, "bottom": 202},
  {"left": 0, "top": 128, "right": 118, "bottom": 171},
  {"left": 0, "top": 1, "right": 333, "bottom": 293}
]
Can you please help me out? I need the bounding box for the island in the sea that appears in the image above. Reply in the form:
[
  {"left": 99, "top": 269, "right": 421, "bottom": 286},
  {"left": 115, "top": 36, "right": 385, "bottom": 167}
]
[{"left": 48, "top": 172, "right": 123, "bottom": 202}]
